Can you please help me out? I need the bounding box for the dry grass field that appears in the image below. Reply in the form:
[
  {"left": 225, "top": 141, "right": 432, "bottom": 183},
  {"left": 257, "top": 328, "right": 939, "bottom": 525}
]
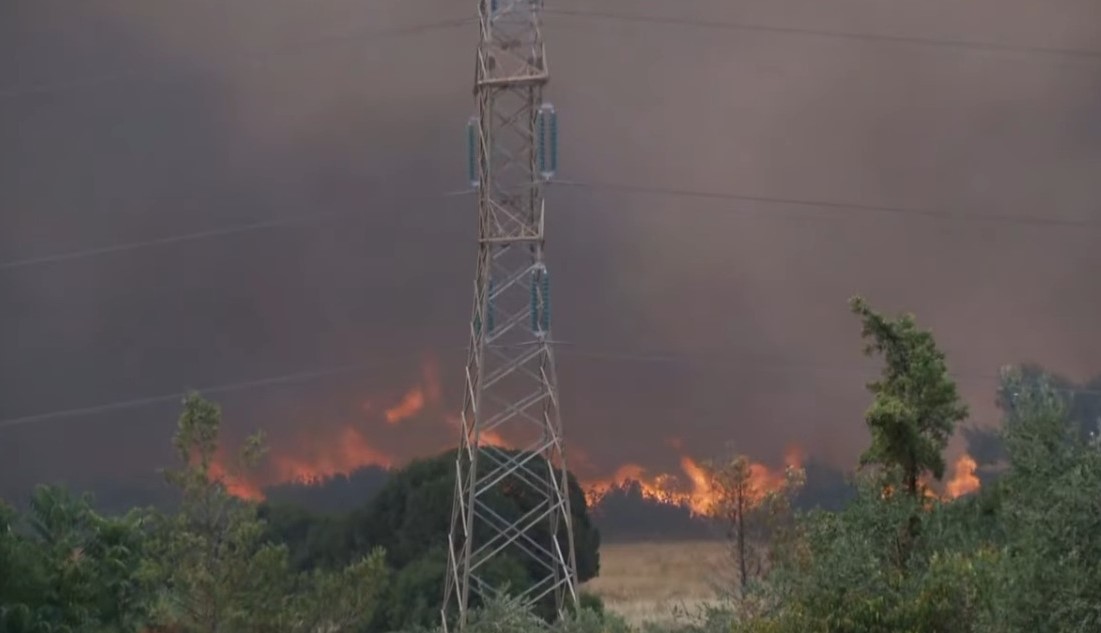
[{"left": 582, "top": 540, "right": 730, "bottom": 626}]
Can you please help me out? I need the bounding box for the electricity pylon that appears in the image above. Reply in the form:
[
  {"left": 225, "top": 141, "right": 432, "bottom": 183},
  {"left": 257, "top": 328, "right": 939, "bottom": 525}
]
[{"left": 441, "top": 0, "right": 578, "bottom": 630}]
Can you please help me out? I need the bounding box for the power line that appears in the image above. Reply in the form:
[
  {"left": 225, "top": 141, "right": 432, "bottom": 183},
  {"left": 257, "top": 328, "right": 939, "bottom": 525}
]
[
  {"left": 0, "top": 216, "right": 308, "bottom": 272},
  {"left": 0, "top": 347, "right": 465, "bottom": 431},
  {"left": 0, "top": 188, "right": 473, "bottom": 273},
  {"left": 556, "top": 345, "right": 995, "bottom": 380},
  {"left": 3, "top": 16, "right": 1094, "bottom": 274},
  {"left": 3, "top": 343, "right": 1100, "bottom": 432},
  {"left": 7, "top": 6, "right": 1098, "bottom": 103},
  {"left": 3, "top": 175, "right": 1095, "bottom": 275},
  {"left": 545, "top": 7, "right": 1101, "bottom": 62},
  {"left": 0, "top": 17, "right": 473, "bottom": 101},
  {"left": 554, "top": 179, "right": 1101, "bottom": 231},
  {"left": 2, "top": 176, "right": 1094, "bottom": 274},
  {"left": 556, "top": 346, "right": 1101, "bottom": 398}
]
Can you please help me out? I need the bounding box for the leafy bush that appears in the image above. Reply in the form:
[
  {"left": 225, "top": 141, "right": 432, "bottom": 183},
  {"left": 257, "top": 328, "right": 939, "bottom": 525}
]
[{"left": 349, "top": 448, "right": 601, "bottom": 630}]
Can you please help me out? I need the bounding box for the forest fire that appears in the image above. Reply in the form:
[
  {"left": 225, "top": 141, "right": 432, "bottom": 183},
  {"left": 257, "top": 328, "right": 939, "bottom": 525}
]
[
  {"left": 881, "top": 453, "right": 982, "bottom": 502},
  {"left": 202, "top": 354, "right": 973, "bottom": 513},
  {"left": 384, "top": 389, "right": 425, "bottom": 425},
  {"left": 269, "top": 427, "right": 394, "bottom": 484},
  {"left": 583, "top": 463, "right": 670, "bottom": 507},
  {"left": 207, "top": 451, "right": 264, "bottom": 501},
  {"left": 207, "top": 358, "right": 444, "bottom": 499},
  {"left": 442, "top": 414, "right": 512, "bottom": 450},
  {"left": 945, "top": 453, "right": 981, "bottom": 499},
  {"left": 384, "top": 358, "right": 440, "bottom": 425},
  {"left": 583, "top": 446, "right": 805, "bottom": 516}
]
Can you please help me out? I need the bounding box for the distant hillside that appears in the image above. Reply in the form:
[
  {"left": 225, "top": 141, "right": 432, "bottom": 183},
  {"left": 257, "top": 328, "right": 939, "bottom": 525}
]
[
  {"left": 263, "top": 466, "right": 391, "bottom": 513},
  {"left": 589, "top": 459, "right": 857, "bottom": 542},
  {"left": 588, "top": 481, "right": 716, "bottom": 542}
]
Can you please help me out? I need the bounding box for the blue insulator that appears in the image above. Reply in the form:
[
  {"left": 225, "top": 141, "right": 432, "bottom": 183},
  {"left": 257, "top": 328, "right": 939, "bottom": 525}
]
[
  {"left": 537, "top": 109, "right": 547, "bottom": 176},
  {"left": 540, "top": 267, "right": 551, "bottom": 331},
  {"left": 530, "top": 269, "right": 540, "bottom": 332},
  {"left": 466, "top": 117, "right": 479, "bottom": 189},
  {"left": 548, "top": 109, "right": 558, "bottom": 175},
  {"left": 538, "top": 104, "right": 557, "bottom": 180},
  {"left": 473, "top": 313, "right": 482, "bottom": 337},
  {"left": 487, "top": 279, "right": 496, "bottom": 334}
]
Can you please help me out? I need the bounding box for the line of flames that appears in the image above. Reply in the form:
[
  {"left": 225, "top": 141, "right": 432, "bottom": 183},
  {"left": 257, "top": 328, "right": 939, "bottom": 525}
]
[
  {"left": 201, "top": 358, "right": 983, "bottom": 510},
  {"left": 212, "top": 446, "right": 983, "bottom": 512},
  {"left": 582, "top": 446, "right": 807, "bottom": 516},
  {"left": 585, "top": 450, "right": 981, "bottom": 516}
]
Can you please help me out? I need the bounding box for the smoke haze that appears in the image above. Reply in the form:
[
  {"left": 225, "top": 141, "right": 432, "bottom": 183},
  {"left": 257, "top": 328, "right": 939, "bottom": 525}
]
[{"left": 2, "top": 0, "right": 1100, "bottom": 496}]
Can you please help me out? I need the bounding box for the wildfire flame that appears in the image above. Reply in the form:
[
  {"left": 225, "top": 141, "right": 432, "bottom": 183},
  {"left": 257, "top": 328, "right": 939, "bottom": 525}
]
[
  {"left": 583, "top": 463, "right": 652, "bottom": 507},
  {"left": 384, "top": 389, "right": 425, "bottom": 425},
  {"left": 203, "top": 352, "right": 977, "bottom": 517},
  {"left": 384, "top": 358, "right": 440, "bottom": 424},
  {"left": 442, "top": 414, "right": 512, "bottom": 450},
  {"left": 881, "top": 452, "right": 982, "bottom": 502},
  {"left": 945, "top": 453, "right": 980, "bottom": 499},
  {"left": 207, "top": 451, "right": 264, "bottom": 501},
  {"left": 583, "top": 445, "right": 804, "bottom": 517},
  {"left": 208, "top": 358, "right": 443, "bottom": 499},
  {"left": 271, "top": 427, "right": 394, "bottom": 485}
]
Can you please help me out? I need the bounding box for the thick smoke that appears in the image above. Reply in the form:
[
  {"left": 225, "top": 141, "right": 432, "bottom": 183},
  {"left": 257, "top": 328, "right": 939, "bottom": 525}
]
[{"left": 2, "top": 0, "right": 1100, "bottom": 497}]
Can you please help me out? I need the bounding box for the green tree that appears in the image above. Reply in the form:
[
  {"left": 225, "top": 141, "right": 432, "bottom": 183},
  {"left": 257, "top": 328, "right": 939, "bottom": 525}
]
[
  {"left": 280, "top": 553, "right": 389, "bottom": 633},
  {"left": 344, "top": 448, "right": 601, "bottom": 631},
  {"left": 750, "top": 469, "right": 1000, "bottom": 633},
  {"left": 257, "top": 502, "right": 353, "bottom": 572},
  {"left": 850, "top": 296, "right": 968, "bottom": 498},
  {"left": 143, "top": 393, "right": 281, "bottom": 632},
  {"left": 146, "top": 392, "right": 387, "bottom": 633},
  {"left": 724, "top": 300, "right": 992, "bottom": 633},
  {"left": 0, "top": 487, "right": 151, "bottom": 633},
  {"left": 706, "top": 452, "right": 804, "bottom": 602},
  {"left": 0, "top": 502, "right": 31, "bottom": 624},
  {"left": 986, "top": 366, "right": 1101, "bottom": 632}
]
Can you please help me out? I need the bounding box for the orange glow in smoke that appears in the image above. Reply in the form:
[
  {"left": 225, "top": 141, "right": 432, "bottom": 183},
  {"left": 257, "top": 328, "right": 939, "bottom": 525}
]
[
  {"left": 208, "top": 358, "right": 445, "bottom": 500},
  {"left": 384, "top": 388, "right": 426, "bottom": 425},
  {"left": 784, "top": 445, "right": 805, "bottom": 470},
  {"left": 204, "top": 353, "right": 824, "bottom": 515},
  {"left": 208, "top": 453, "right": 265, "bottom": 501},
  {"left": 271, "top": 427, "right": 394, "bottom": 484},
  {"left": 477, "top": 428, "right": 512, "bottom": 449},
  {"left": 443, "top": 414, "right": 513, "bottom": 450},
  {"left": 383, "top": 359, "right": 442, "bottom": 425}
]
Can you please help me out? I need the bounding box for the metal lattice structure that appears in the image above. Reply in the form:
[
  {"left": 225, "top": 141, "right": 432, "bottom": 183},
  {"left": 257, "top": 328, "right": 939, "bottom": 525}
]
[{"left": 441, "top": 0, "right": 578, "bottom": 630}]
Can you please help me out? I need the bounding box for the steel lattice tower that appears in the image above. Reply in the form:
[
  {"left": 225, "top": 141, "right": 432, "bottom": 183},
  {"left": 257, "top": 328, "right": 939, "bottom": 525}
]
[{"left": 441, "top": 0, "right": 578, "bottom": 630}]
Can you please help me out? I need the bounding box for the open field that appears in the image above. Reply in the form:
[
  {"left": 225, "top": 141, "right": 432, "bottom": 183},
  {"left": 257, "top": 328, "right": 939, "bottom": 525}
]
[{"left": 583, "top": 540, "right": 729, "bottom": 625}]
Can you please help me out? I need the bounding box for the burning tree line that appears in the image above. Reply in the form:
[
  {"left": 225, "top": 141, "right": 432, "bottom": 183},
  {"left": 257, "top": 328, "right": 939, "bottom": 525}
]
[
  {"left": 638, "top": 296, "right": 1101, "bottom": 633},
  {"left": 3, "top": 295, "right": 1100, "bottom": 633}
]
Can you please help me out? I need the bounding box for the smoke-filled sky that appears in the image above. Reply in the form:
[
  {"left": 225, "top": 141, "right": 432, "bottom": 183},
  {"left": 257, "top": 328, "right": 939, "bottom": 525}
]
[{"left": 2, "top": 0, "right": 1101, "bottom": 497}]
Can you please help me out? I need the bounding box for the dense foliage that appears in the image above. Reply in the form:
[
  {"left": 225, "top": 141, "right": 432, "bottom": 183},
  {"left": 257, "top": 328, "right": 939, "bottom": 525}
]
[
  {"left": 0, "top": 487, "right": 149, "bottom": 632},
  {"left": 262, "top": 448, "right": 601, "bottom": 630},
  {"left": 715, "top": 300, "right": 1101, "bottom": 633},
  {"left": 4, "top": 295, "right": 1101, "bottom": 632},
  {"left": 0, "top": 394, "right": 600, "bottom": 633}
]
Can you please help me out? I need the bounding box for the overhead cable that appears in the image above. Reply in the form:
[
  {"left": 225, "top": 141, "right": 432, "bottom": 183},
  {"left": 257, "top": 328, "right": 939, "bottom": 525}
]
[
  {"left": 545, "top": 8, "right": 1101, "bottom": 62},
  {"left": 4, "top": 344, "right": 1100, "bottom": 431}
]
